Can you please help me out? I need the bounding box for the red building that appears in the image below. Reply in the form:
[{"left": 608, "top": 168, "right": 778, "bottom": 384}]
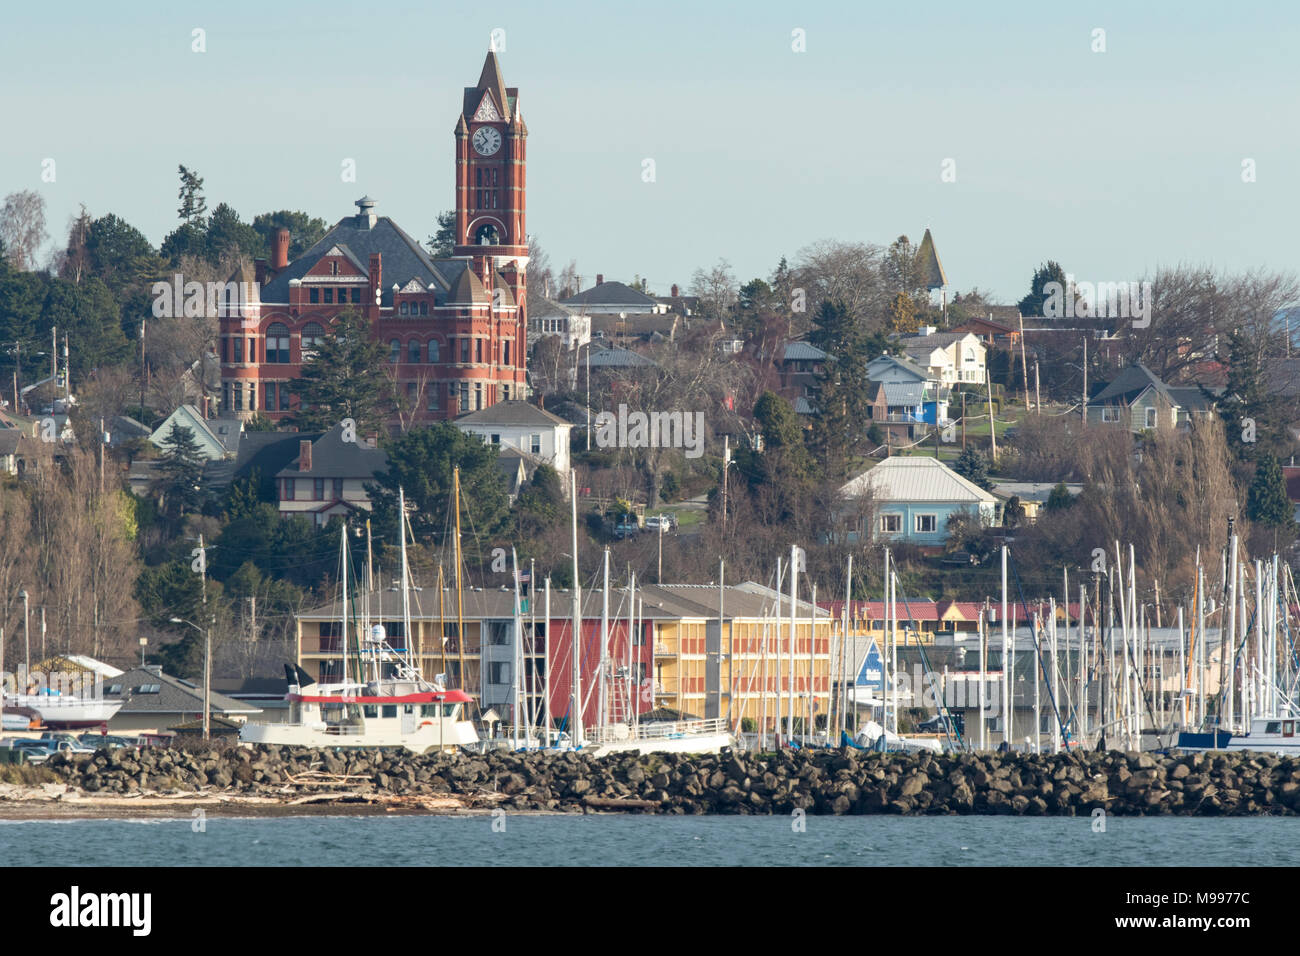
[{"left": 219, "top": 50, "right": 529, "bottom": 425}]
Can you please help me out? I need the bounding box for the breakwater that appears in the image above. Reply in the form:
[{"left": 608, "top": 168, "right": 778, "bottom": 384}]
[{"left": 30, "top": 745, "right": 1300, "bottom": 816}]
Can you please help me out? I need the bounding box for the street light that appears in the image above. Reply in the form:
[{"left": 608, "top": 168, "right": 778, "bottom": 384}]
[
  {"left": 170, "top": 617, "right": 211, "bottom": 738},
  {"left": 18, "top": 589, "right": 28, "bottom": 691}
]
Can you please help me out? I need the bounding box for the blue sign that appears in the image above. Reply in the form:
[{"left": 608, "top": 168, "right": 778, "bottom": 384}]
[{"left": 855, "top": 640, "right": 883, "bottom": 690}]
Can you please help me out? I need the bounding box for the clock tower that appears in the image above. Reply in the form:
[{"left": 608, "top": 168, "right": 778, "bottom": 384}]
[{"left": 454, "top": 49, "right": 528, "bottom": 292}]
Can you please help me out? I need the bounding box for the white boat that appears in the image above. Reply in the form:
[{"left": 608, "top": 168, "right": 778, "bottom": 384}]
[
  {"left": 3, "top": 692, "right": 122, "bottom": 729},
  {"left": 239, "top": 667, "right": 478, "bottom": 753},
  {"left": 1176, "top": 716, "right": 1300, "bottom": 755},
  {"left": 580, "top": 718, "right": 736, "bottom": 757}
]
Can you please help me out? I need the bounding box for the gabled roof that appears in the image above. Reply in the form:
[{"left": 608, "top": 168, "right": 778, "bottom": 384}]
[
  {"left": 882, "top": 382, "right": 926, "bottom": 406},
  {"left": 840, "top": 456, "right": 997, "bottom": 505},
  {"left": 587, "top": 345, "right": 658, "bottom": 368},
  {"left": 463, "top": 50, "right": 513, "bottom": 124},
  {"left": 104, "top": 666, "right": 259, "bottom": 716},
  {"left": 260, "top": 205, "right": 454, "bottom": 307},
  {"left": 914, "top": 228, "right": 948, "bottom": 289},
  {"left": 1091, "top": 363, "right": 1174, "bottom": 406},
  {"left": 898, "top": 331, "right": 976, "bottom": 350},
  {"left": 276, "top": 423, "right": 388, "bottom": 480},
  {"left": 561, "top": 280, "right": 658, "bottom": 310},
  {"left": 530, "top": 297, "right": 579, "bottom": 320},
  {"left": 783, "top": 341, "right": 828, "bottom": 362},
  {"left": 456, "top": 400, "right": 571, "bottom": 428},
  {"left": 868, "top": 353, "right": 930, "bottom": 381}
]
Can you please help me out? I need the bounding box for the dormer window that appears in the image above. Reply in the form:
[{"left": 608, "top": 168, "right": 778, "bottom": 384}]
[{"left": 330, "top": 261, "right": 340, "bottom": 276}]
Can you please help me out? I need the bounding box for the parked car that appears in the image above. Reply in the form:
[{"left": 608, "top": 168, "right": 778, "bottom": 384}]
[
  {"left": 77, "top": 733, "right": 137, "bottom": 749},
  {"left": 613, "top": 515, "right": 642, "bottom": 540},
  {"left": 645, "top": 514, "right": 678, "bottom": 533}
]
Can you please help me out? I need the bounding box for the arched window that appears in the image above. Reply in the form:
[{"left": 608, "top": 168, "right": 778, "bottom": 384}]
[
  {"left": 475, "top": 224, "right": 500, "bottom": 245},
  {"left": 408, "top": 339, "right": 420, "bottom": 363},
  {"left": 266, "top": 323, "right": 290, "bottom": 364},
  {"left": 390, "top": 339, "right": 400, "bottom": 363},
  {"left": 428, "top": 340, "right": 440, "bottom": 363},
  {"left": 301, "top": 322, "right": 324, "bottom": 359}
]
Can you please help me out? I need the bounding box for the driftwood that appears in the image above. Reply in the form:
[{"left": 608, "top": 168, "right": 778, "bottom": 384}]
[{"left": 583, "top": 796, "right": 662, "bottom": 811}]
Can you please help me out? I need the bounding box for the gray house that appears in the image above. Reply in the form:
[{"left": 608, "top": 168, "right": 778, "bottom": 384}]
[
  {"left": 1086, "top": 364, "right": 1213, "bottom": 432},
  {"left": 104, "top": 665, "right": 262, "bottom": 737}
]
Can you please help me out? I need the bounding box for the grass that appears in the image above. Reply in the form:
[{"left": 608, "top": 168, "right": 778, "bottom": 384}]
[{"left": 0, "top": 763, "right": 61, "bottom": 785}]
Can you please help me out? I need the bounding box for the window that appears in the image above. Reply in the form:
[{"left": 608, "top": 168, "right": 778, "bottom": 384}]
[
  {"left": 135, "top": 683, "right": 161, "bottom": 694},
  {"left": 475, "top": 338, "right": 483, "bottom": 363},
  {"left": 409, "top": 339, "right": 420, "bottom": 363},
  {"left": 530, "top": 433, "right": 541, "bottom": 455},
  {"left": 284, "top": 478, "right": 295, "bottom": 500},
  {"left": 233, "top": 337, "right": 243, "bottom": 363},
  {"left": 915, "top": 514, "right": 937, "bottom": 533},
  {"left": 419, "top": 302, "right": 428, "bottom": 316},
  {"left": 266, "top": 323, "right": 290, "bottom": 364},
  {"left": 233, "top": 383, "right": 244, "bottom": 410},
  {"left": 301, "top": 322, "right": 324, "bottom": 358},
  {"left": 428, "top": 340, "right": 440, "bottom": 363},
  {"left": 474, "top": 383, "right": 482, "bottom": 410},
  {"left": 332, "top": 478, "right": 343, "bottom": 500},
  {"left": 400, "top": 302, "right": 409, "bottom": 316},
  {"left": 489, "top": 662, "right": 510, "bottom": 684},
  {"left": 279, "top": 385, "right": 291, "bottom": 411},
  {"left": 390, "top": 339, "right": 401, "bottom": 363},
  {"left": 1144, "top": 406, "right": 1157, "bottom": 428},
  {"left": 880, "top": 514, "right": 901, "bottom": 534},
  {"left": 459, "top": 382, "right": 469, "bottom": 411},
  {"left": 381, "top": 705, "right": 397, "bottom": 719},
  {"left": 407, "top": 382, "right": 417, "bottom": 402},
  {"left": 106, "top": 684, "right": 122, "bottom": 695},
  {"left": 309, "top": 288, "right": 319, "bottom": 304},
  {"left": 324, "top": 288, "right": 334, "bottom": 304},
  {"left": 1101, "top": 407, "right": 1121, "bottom": 423},
  {"left": 490, "top": 433, "right": 500, "bottom": 445},
  {"left": 313, "top": 478, "right": 325, "bottom": 500},
  {"left": 264, "top": 382, "right": 275, "bottom": 411},
  {"left": 460, "top": 338, "right": 470, "bottom": 363},
  {"left": 428, "top": 388, "right": 440, "bottom": 411},
  {"left": 350, "top": 288, "right": 361, "bottom": 304},
  {"left": 503, "top": 341, "right": 510, "bottom": 365}
]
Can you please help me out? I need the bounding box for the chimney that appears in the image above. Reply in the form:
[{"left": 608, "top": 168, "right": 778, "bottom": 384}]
[
  {"left": 671, "top": 283, "right": 679, "bottom": 298},
  {"left": 368, "top": 253, "right": 382, "bottom": 311},
  {"left": 596, "top": 274, "right": 604, "bottom": 286},
  {"left": 273, "top": 228, "right": 290, "bottom": 269},
  {"left": 299, "top": 440, "right": 312, "bottom": 473}
]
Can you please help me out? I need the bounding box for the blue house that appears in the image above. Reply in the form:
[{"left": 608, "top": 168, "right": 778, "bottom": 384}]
[{"left": 839, "top": 456, "right": 998, "bottom": 548}]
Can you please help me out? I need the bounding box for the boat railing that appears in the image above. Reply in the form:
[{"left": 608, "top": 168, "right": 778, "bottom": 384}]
[{"left": 583, "top": 717, "right": 730, "bottom": 744}]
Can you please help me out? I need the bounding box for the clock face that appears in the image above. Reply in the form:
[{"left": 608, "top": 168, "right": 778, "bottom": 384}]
[{"left": 472, "top": 126, "right": 502, "bottom": 156}]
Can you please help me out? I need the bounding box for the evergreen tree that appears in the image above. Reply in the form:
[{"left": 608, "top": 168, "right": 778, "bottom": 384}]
[
  {"left": 427, "top": 211, "right": 457, "bottom": 257},
  {"left": 159, "top": 422, "right": 206, "bottom": 519},
  {"left": 289, "top": 309, "right": 390, "bottom": 436},
  {"left": 177, "top": 165, "right": 208, "bottom": 223},
  {"left": 514, "top": 463, "right": 565, "bottom": 541},
  {"left": 808, "top": 299, "right": 875, "bottom": 475},
  {"left": 1247, "top": 453, "right": 1292, "bottom": 529},
  {"left": 205, "top": 202, "right": 266, "bottom": 263},
  {"left": 1045, "top": 481, "right": 1075, "bottom": 511},
  {"left": 1017, "top": 261, "right": 1068, "bottom": 318},
  {"left": 1218, "top": 327, "right": 1286, "bottom": 460},
  {"left": 369, "top": 423, "right": 509, "bottom": 557},
  {"left": 252, "top": 210, "right": 329, "bottom": 261},
  {"left": 953, "top": 446, "right": 993, "bottom": 490}
]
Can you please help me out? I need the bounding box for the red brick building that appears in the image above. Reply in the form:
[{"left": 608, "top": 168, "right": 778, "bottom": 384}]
[{"left": 219, "top": 50, "right": 529, "bottom": 425}]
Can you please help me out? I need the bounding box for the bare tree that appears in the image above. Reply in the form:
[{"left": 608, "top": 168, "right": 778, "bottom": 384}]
[
  {"left": 689, "top": 258, "right": 738, "bottom": 323},
  {"left": 0, "top": 190, "right": 49, "bottom": 271}
]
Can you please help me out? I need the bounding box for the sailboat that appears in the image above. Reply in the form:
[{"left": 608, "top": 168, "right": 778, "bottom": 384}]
[{"left": 240, "top": 493, "right": 479, "bottom": 753}]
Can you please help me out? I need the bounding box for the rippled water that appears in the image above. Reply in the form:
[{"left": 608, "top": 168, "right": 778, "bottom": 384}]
[{"left": 1, "top": 814, "right": 1296, "bottom": 866}]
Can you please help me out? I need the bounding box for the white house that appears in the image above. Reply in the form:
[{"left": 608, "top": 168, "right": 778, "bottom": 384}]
[
  {"left": 455, "top": 401, "right": 573, "bottom": 493},
  {"left": 898, "top": 330, "right": 986, "bottom": 385},
  {"left": 528, "top": 296, "right": 591, "bottom": 351}
]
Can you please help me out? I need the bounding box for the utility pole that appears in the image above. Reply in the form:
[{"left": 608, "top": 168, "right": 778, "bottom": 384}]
[
  {"left": 139, "top": 320, "right": 146, "bottom": 419},
  {"left": 1081, "top": 337, "right": 1088, "bottom": 428},
  {"left": 961, "top": 392, "right": 966, "bottom": 449},
  {"left": 199, "top": 532, "right": 210, "bottom": 739}
]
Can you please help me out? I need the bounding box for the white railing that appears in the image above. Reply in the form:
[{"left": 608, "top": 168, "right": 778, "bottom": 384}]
[{"left": 584, "top": 717, "right": 730, "bottom": 744}]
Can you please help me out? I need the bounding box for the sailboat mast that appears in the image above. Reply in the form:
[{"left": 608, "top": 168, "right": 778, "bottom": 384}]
[
  {"left": 511, "top": 547, "right": 522, "bottom": 749},
  {"left": 453, "top": 467, "right": 468, "bottom": 710},
  {"left": 787, "top": 544, "right": 798, "bottom": 743},
  {"left": 599, "top": 547, "right": 610, "bottom": 737},
  {"left": 569, "top": 468, "right": 583, "bottom": 747},
  {"left": 544, "top": 577, "right": 552, "bottom": 745},
  {"left": 340, "top": 523, "right": 349, "bottom": 687},
  {"left": 399, "top": 487, "right": 413, "bottom": 673}
]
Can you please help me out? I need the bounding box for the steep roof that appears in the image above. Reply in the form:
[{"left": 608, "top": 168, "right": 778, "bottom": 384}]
[
  {"left": 456, "top": 400, "right": 571, "bottom": 428},
  {"left": 275, "top": 423, "right": 388, "bottom": 480},
  {"left": 783, "top": 341, "right": 828, "bottom": 361},
  {"left": 260, "top": 204, "right": 453, "bottom": 307},
  {"left": 914, "top": 228, "right": 948, "bottom": 289},
  {"left": 868, "top": 353, "right": 930, "bottom": 381},
  {"left": 840, "top": 456, "right": 997, "bottom": 505},
  {"left": 1091, "top": 363, "right": 1172, "bottom": 406}
]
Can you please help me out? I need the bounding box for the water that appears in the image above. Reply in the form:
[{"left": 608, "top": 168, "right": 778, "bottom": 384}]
[{"left": 1, "top": 814, "right": 1296, "bottom": 866}]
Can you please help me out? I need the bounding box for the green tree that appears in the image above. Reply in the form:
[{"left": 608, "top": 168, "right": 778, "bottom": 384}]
[
  {"left": 1218, "top": 327, "right": 1286, "bottom": 460},
  {"left": 427, "top": 211, "right": 457, "bottom": 257},
  {"left": 158, "top": 422, "right": 206, "bottom": 519},
  {"left": 1044, "top": 481, "right": 1075, "bottom": 511},
  {"left": 1017, "top": 261, "right": 1068, "bottom": 318},
  {"left": 808, "top": 299, "right": 877, "bottom": 475},
  {"left": 953, "top": 446, "right": 993, "bottom": 490},
  {"left": 40, "top": 276, "right": 132, "bottom": 380},
  {"left": 205, "top": 202, "right": 266, "bottom": 263},
  {"left": 1247, "top": 453, "right": 1292, "bottom": 530},
  {"left": 177, "top": 165, "right": 207, "bottom": 223},
  {"left": 369, "top": 423, "right": 509, "bottom": 554},
  {"left": 514, "top": 463, "right": 565, "bottom": 541},
  {"left": 252, "top": 210, "right": 329, "bottom": 261},
  {"left": 83, "top": 214, "right": 162, "bottom": 295},
  {"left": 289, "top": 309, "right": 391, "bottom": 436}
]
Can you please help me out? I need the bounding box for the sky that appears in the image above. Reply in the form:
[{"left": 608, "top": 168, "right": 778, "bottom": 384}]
[{"left": 1, "top": 0, "right": 1297, "bottom": 303}]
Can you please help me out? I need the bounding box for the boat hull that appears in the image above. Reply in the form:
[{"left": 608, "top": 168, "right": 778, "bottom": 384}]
[
  {"left": 4, "top": 695, "right": 122, "bottom": 729},
  {"left": 584, "top": 731, "right": 736, "bottom": 757},
  {"left": 239, "top": 716, "right": 478, "bottom": 752}
]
